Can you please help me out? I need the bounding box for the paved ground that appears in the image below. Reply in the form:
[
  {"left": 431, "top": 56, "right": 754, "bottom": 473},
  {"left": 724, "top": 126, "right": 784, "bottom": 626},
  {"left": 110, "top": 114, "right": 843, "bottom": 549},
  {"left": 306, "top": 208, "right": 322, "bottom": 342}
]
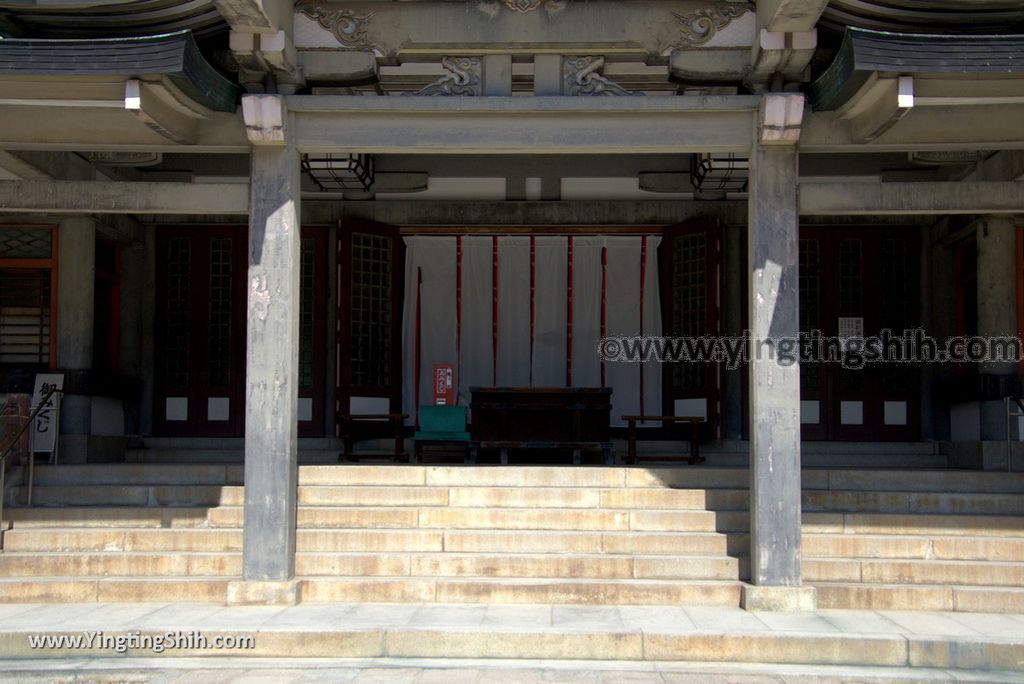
[
  {"left": 0, "top": 658, "right": 1022, "bottom": 683},
  {"left": 0, "top": 603, "right": 1020, "bottom": 682}
]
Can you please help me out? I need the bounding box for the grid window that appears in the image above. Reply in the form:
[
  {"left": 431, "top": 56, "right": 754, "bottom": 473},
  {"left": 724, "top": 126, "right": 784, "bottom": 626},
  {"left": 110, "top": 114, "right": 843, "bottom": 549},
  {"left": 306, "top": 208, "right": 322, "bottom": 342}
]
[
  {"left": 671, "top": 233, "right": 707, "bottom": 391},
  {"left": 350, "top": 233, "right": 393, "bottom": 389}
]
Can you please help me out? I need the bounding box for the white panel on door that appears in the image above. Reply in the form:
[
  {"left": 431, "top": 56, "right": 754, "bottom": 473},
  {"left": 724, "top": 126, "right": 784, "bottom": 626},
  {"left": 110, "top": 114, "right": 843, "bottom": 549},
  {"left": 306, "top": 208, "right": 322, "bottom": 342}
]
[
  {"left": 207, "top": 397, "right": 230, "bottom": 422},
  {"left": 166, "top": 397, "right": 188, "bottom": 422},
  {"left": 674, "top": 398, "right": 707, "bottom": 420},
  {"left": 800, "top": 400, "right": 820, "bottom": 425},
  {"left": 351, "top": 396, "right": 390, "bottom": 419},
  {"left": 840, "top": 401, "right": 863, "bottom": 425},
  {"left": 298, "top": 397, "right": 314, "bottom": 422},
  {"left": 884, "top": 401, "right": 908, "bottom": 426}
]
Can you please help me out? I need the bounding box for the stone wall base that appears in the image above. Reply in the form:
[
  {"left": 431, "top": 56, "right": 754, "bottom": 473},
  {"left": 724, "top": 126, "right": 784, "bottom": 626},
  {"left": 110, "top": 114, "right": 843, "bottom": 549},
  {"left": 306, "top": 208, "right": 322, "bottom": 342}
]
[
  {"left": 741, "top": 585, "right": 817, "bottom": 612},
  {"left": 227, "top": 579, "right": 303, "bottom": 606}
]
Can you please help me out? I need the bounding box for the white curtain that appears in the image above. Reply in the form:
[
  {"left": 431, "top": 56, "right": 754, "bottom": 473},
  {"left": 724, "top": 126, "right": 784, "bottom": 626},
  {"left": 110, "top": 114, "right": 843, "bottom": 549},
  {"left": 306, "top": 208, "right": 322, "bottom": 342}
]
[
  {"left": 401, "top": 236, "right": 456, "bottom": 425},
  {"left": 531, "top": 236, "right": 568, "bottom": 386},
  {"left": 570, "top": 236, "right": 604, "bottom": 388},
  {"left": 496, "top": 237, "right": 531, "bottom": 386},
  {"left": 641, "top": 237, "right": 663, "bottom": 425},
  {"left": 458, "top": 237, "right": 495, "bottom": 407},
  {"left": 402, "top": 234, "right": 662, "bottom": 427}
]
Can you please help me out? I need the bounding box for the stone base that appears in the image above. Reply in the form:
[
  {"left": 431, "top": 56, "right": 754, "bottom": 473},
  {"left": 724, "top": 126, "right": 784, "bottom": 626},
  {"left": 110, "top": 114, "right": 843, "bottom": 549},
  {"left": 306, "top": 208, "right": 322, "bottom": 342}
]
[
  {"left": 227, "top": 579, "right": 303, "bottom": 606},
  {"left": 741, "top": 584, "right": 817, "bottom": 612}
]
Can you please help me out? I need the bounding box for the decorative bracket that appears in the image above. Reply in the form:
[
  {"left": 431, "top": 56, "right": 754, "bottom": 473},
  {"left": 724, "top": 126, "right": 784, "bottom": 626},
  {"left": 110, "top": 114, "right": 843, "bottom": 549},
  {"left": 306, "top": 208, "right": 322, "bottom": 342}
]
[
  {"left": 497, "top": 0, "right": 565, "bottom": 12},
  {"left": 296, "top": 1, "right": 376, "bottom": 49},
  {"left": 408, "top": 57, "right": 483, "bottom": 96},
  {"left": 563, "top": 56, "right": 640, "bottom": 96},
  {"left": 671, "top": 3, "right": 752, "bottom": 48}
]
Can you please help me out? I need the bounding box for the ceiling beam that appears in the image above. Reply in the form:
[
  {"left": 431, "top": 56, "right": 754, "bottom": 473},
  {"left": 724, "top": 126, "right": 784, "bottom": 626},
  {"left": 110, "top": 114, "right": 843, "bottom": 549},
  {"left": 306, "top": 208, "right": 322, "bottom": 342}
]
[
  {"left": 0, "top": 180, "right": 249, "bottom": 215},
  {"left": 289, "top": 95, "right": 759, "bottom": 154},
  {"left": 800, "top": 181, "right": 1024, "bottom": 215}
]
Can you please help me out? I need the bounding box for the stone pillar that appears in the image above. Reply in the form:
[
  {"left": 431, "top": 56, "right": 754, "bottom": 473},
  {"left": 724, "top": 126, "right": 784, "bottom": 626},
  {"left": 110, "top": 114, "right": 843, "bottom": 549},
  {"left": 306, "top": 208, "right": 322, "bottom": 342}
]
[
  {"left": 976, "top": 217, "right": 1020, "bottom": 468},
  {"left": 742, "top": 95, "right": 815, "bottom": 612},
  {"left": 228, "top": 95, "right": 302, "bottom": 606},
  {"left": 56, "top": 216, "right": 95, "bottom": 464}
]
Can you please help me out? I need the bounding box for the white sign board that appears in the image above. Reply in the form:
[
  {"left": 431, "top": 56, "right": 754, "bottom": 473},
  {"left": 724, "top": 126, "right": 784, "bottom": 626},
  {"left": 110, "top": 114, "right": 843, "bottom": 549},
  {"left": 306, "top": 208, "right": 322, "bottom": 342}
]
[{"left": 31, "top": 374, "right": 63, "bottom": 455}]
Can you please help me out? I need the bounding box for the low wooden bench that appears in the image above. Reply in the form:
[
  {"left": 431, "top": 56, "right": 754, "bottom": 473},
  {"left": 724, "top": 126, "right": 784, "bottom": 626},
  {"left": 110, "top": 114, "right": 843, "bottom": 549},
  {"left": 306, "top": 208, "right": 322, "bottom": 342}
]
[
  {"left": 621, "top": 415, "right": 705, "bottom": 465},
  {"left": 338, "top": 413, "right": 407, "bottom": 461},
  {"left": 470, "top": 440, "right": 614, "bottom": 465}
]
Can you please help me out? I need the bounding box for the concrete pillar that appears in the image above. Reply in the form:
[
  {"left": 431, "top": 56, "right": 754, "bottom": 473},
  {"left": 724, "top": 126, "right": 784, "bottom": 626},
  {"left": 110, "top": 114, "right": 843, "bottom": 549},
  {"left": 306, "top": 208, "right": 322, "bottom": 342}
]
[
  {"left": 742, "top": 96, "right": 815, "bottom": 611},
  {"left": 229, "top": 100, "right": 302, "bottom": 605},
  {"left": 976, "top": 217, "right": 1019, "bottom": 467},
  {"left": 56, "top": 216, "right": 95, "bottom": 464}
]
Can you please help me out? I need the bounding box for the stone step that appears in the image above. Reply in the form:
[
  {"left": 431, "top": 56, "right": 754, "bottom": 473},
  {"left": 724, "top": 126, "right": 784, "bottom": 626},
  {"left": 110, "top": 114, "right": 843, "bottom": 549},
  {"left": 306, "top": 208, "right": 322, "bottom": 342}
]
[
  {"left": 442, "top": 530, "right": 742, "bottom": 555},
  {"left": 0, "top": 551, "right": 742, "bottom": 580},
  {"left": 813, "top": 582, "right": 1024, "bottom": 613},
  {"left": 819, "top": 513, "right": 1024, "bottom": 537},
  {"left": 22, "top": 463, "right": 1024, "bottom": 493},
  {"left": 804, "top": 558, "right": 1024, "bottom": 586},
  {"left": 821, "top": 470, "right": 1024, "bottom": 495},
  {"left": 0, "top": 575, "right": 742, "bottom": 606},
  {"left": 0, "top": 577, "right": 231, "bottom": 603},
  {"left": 4, "top": 505, "right": 724, "bottom": 532},
  {"left": 8, "top": 484, "right": 741, "bottom": 510},
  {"left": 803, "top": 533, "right": 1024, "bottom": 560},
  {"left": 2, "top": 507, "right": 215, "bottom": 529},
  {"left": 0, "top": 552, "right": 239, "bottom": 577},
  {"left": 27, "top": 464, "right": 243, "bottom": 487},
  {"left": 6, "top": 485, "right": 246, "bottom": 507},
  {"left": 1, "top": 527, "right": 743, "bottom": 555},
  {"left": 2, "top": 602, "right": 1021, "bottom": 672},
  {"left": 13, "top": 483, "right": 1023, "bottom": 517},
  {"left": 801, "top": 490, "right": 1024, "bottom": 515},
  {"left": 0, "top": 529, "right": 244, "bottom": 553},
  {"left": 300, "top": 577, "right": 744, "bottom": 605},
  {"left": 298, "top": 552, "right": 742, "bottom": 580}
]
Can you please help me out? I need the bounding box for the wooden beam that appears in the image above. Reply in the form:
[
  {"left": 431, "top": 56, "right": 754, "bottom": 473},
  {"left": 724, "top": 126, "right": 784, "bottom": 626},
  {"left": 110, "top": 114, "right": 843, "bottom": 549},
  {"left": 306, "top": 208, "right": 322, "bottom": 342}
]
[{"left": 0, "top": 180, "right": 249, "bottom": 215}]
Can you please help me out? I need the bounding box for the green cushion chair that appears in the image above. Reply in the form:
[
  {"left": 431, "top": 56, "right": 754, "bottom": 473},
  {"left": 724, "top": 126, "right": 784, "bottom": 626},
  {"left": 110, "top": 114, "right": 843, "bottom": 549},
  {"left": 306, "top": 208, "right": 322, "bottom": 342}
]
[{"left": 413, "top": 405, "right": 470, "bottom": 463}]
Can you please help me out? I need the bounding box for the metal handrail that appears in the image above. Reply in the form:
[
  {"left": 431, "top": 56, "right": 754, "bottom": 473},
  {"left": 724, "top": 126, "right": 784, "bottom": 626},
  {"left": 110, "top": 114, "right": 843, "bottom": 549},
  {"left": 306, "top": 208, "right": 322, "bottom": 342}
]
[
  {"left": 1004, "top": 395, "right": 1024, "bottom": 473},
  {"left": 1, "top": 386, "right": 61, "bottom": 548}
]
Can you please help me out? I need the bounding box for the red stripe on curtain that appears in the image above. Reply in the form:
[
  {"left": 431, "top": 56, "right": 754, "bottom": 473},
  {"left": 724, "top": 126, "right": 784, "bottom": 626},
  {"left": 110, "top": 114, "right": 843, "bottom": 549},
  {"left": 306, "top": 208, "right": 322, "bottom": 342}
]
[
  {"left": 492, "top": 236, "right": 499, "bottom": 385},
  {"left": 639, "top": 235, "right": 648, "bottom": 417},
  {"left": 530, "top": 235, "right": 536, "bottom": 387},
  {"left": 414, "top": 267, "right": 423, "bottom": 426},
  {"left": 566, "top": 236, "right": 574, "bottom": 387},
  {"left": 455, "top": 236, "right": 462, "bottom": 398},
  {"left": 600, "top": 244, "right": 607, "bottom": 388}
]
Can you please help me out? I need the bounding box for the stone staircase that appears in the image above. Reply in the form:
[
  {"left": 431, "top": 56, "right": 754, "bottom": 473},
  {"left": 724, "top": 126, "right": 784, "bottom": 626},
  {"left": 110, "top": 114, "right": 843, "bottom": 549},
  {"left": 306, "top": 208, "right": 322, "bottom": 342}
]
[{"left": 0, "top": 463, "right": 1022, "bottom": 610}]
